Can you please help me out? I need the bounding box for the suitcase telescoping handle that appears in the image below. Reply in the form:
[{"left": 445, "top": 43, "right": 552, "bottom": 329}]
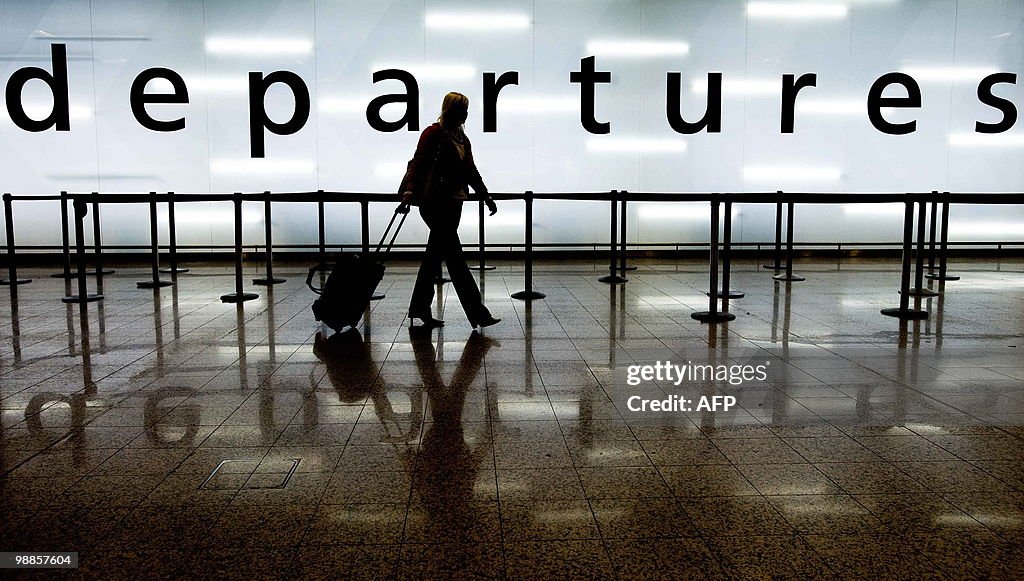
[
  {"left": 375, "top": 206, "right": 408, "bottom": 258},
  {"left": 306, "top": 206, "right": 408, "bottom": 295}
]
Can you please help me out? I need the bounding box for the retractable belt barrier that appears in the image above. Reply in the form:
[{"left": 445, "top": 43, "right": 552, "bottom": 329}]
[{"left": 0, "top": 189, "right": 1020, "bottom": 325}]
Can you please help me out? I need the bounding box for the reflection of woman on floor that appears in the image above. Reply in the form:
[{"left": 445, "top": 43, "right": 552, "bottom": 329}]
[
  {"left": 400, "top": 92, "right": 500, "bottom": 330},
  {"left": 408, "top": 328, "right": 498, "bottom": 543}
]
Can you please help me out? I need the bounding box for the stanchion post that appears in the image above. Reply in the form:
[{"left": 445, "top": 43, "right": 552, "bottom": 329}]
[
  {"left": 62, "top": 197, "right": 102, "bottom": 303},
  {"left": 471, "top": 198, "right": 495, "bottom": 272},
  {"left": 772, "top": 200, "right": 805, "bottom": 282},
  {"left": 317, "top": 191, "right": 326, "bottom": 267},
  {"left": 882, "top": 197, "right": 927, "bottom": 320},
  {"left": 764, "top": 193, "right": 783, "bottom": 270},
  {"left": 0, "top": 193, "right": 31, "bottom": 286},
  {"left": 160, "top": 191, "right": 189, "bottom": 274},
  {"left": 717, "top": 199, "right": 744, "bottom": 299},
  {"left": 926, "top": 192, "right": 960, "bottom": 282},
  {"left": 693, "top": 195, "right": 735, "bottom": 323},
  {"left": 599, "top": 190, "right": 627, "bottom": 284},
  {"left": 50, "top": 190, "right": 73, "bottom": 278},
  {"left": 254, "top": 191, "right": 285, "bottom": 286},
  {"left": 619, "top": 191, "right": 636, "bottom": 272},
  {"left": 906, "top": 195, "right": 938, "bottom": 296},
  {"left": 361, "top": 199, "right": 385, "bottom": 300},
  {"left": 927, "top": 195, "right": 938, "bottom": 271},
  {"left": 221, "top": 192, "right": 258, "bottom": 304},
  {"left": 511, "top": 191, "right": 545, "bottom": 301},
  {"left": 618, "top": 190, "right": 634, "bottom": 272},
  {"left": 91, "top": 192, "right": 114, "bottom": 277},
  {"left": 137, "top": 191, "right": 172, "bottom": 289}
]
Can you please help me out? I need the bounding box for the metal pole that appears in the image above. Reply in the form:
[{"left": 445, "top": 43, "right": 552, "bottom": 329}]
[
  {"left": 717, "top": 200, "right": 743, "bottom": 299},
  {"left": 254, "top": 191, "right": 285, "bottom": 286},
  {"left": 618, "top": 194, "right": 628, "bottom": 275},
  {"left": 361, "top": 199, "right": 385, "bottom": 300},
  {"left": 907, "top": 198, "right": 937, "bottom": 296},
  {"left": 772, "top": 201, "right": 805, "bottom": 282},
  {"left": 927, "top": 196, "right": 938, "bottom": 271},
  {"left": 317, "top": 191, "right": 326, "bottom": 266},
  {"left": 91, "top": 193, "right": 113, "bottom": 276},
  {"left": 160, "top": 192, "right": 188, "bottom": 274},
  {"left": 137, "top": 192, "right": 172, "bottom": 289},
  {"left": 693, "top": 196, "right": 734, "bottom": 323},
  {"left": 511, "top": 191, "right": 545, "bottom": 301},
  {"left": 0, "top": 194, "right": 31, "bottom": 286},
  {"left": 599, "top": 190, "right": 626, "bottom": 284},
  {"left": 50, "top": 191, "right": 72, "bottom": 278},
  {"left": 62, "top": 198, "right": 102, "bottom": 303},
  {"left": 471, "top": 198, "right": 495, "bottom": 271},
  {"left": 882, "top": 197, "right": 927, "bottom": 320},
  {"left": 927, "top": 193, "right": 960, "bottom": 282},
  {"left": 764, "top": 194, "right": 783, "bottom": 270},
  {"left": 221, "top": 193, "right": 258, "bottom": 304}
]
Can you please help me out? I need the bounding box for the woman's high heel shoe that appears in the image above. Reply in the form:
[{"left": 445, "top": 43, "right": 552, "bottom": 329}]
[
  {"left": 470, "top": 315, "right": 501, "bottom": 329},
  {"left": 409, "top": 312, "right": 444, "bottom": 328}
]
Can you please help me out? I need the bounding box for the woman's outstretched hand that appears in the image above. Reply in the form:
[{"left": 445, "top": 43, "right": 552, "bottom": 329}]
[{"left": 485, "top": 197, "right": 497, "bottom": 216}]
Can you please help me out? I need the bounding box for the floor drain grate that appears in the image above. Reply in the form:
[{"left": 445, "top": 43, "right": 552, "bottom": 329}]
[{"left": 199, "top": 458, "right": 301, "bottom": 491}]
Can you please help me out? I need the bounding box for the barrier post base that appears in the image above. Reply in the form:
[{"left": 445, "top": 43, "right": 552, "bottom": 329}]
[
  {"left": 470, "top": 265, "right": 496, "bottom": 272},
  {"left": 691, "top": 311, "right": 735, "bottom": 323},
  {"left": 220, "top": 292, "right": 259, "bottom": 303},
  {"left": 253, "top": 277, "right": 286, "bottom": 286},
  {"left": 925, "top": 273, "right": 960, "bottom": 281},
  {"left": 880, "top": 307, "right": 928, "bottom": 320},
  {"left": 160, "top": 267, "right": 190, "bottom": 274},
  {"left": 50, "top": 271, "right": 74, "bottom": 279},
  {"left": 137, "top": 280, "right": 173, "bottom": 289},
  {"left": 902, "top": 288, "right": 939, "bottom": 297},
  {"left": 87, "top": 268, "right": 116, "bottom": 276},
  {"left": 62, "top": 293, "right": 103, "bottom": 303},
  {"left": 714, "top": 289, "right": 745, "bottom": 299},
  {"left": 772, "top": 274, "right": 805, "bottom": 282},
  {"left": 511, "top": 290, "right": 546, "bottom": 301},
  {"left": 762, "top": 264, "right": 782, "bottom": 270},
  {"left": 598, "top": 274, "right": 628, "bottom": 284},
  {"left": 0, "top": 278, "right": 31, "bottom": 286}
]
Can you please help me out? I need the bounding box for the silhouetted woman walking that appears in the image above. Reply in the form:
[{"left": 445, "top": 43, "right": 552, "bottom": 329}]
[{"left": 400, "top": 92, "right": 500, "bottom": 329}]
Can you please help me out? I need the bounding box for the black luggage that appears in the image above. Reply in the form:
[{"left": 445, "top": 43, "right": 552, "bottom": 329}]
[{"left": 306, "top": 207, "right": 407, "bottom": 332}]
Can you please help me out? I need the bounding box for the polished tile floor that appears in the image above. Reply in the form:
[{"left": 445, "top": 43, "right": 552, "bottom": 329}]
[{"left": 1, "top": 257, "right": 1023, "bottom": 580}]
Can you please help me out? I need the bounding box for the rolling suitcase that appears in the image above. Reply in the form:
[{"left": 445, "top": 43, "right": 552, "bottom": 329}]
[{"left": 306, "top": 207, "right": 407, "bottom": 332}]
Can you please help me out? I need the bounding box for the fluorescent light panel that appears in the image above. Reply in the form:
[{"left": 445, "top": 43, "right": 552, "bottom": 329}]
[
  {"left": 948, "top": 132, "right": 1024, "bottom": 147},
  {"left": 638, "top": 204, "right": 709, "bottom": 220},
  {"left": 206, "top": 37, "right": 312, "bottom": 56},
  {"left": 900, "top": 65, "right": 999, "bottom": 82},
  {"left": 842, "top": 203, "right": 904, "bottom": 216},
  {"left": 797, "top": 98, "right": 863, "bottom": 115},
  {"left": 586, "top": 137, "right": 687, "bottom": 153},
  {"left": 498, "top": 95, "right": 579, "bottom": 113},
  {"left": 371, "top": 63, "right": 476, "bottom": 80},
  {"left": 692, "top": 78, "right": 778, "bottom": 96},
  {"left": 425, "top": 12, "right": 530, "bottom": 31},
  {"left": 747, "top": 2, "right": 849, "bottom": 19},
  {"left": 586, "top": 40, "right": 690, "bottom": 57},
  {"left": 210, "top": 159, "right": 315, "bottom": 175},
  {"left": 744, "top": 165, "right": 842, "bottom": 181}
]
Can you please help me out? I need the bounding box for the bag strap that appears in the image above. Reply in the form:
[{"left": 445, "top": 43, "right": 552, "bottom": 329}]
[{"left": 374, "top": 207, "right": 408, "bottom": 259}]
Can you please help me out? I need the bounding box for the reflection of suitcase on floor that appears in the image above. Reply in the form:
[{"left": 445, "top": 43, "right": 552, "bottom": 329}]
[{"left": 306, "top": 208, "right": 407, "bottom": 332}]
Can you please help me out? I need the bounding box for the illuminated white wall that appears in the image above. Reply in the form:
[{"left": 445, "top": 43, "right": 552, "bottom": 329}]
[{"left": 1, "top": 0, "right": 1023, "bottom": 250}]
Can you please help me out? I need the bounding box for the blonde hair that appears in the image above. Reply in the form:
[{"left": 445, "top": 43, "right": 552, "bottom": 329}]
[{"left": 437, "top": 92, "right": 469, "bottom": 127}]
